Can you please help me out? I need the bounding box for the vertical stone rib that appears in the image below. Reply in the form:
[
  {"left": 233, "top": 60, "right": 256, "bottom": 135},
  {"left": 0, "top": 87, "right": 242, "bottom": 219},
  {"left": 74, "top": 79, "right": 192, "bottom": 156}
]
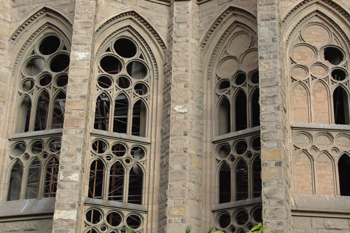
[
  {"left": 52, "top": 1, "right": 97, "bottom": 232},
  {"left": 258, "top": 0, "right": 291, "bottom": 232},
  {"left": 161, "top": 0, "right": 203, "bottom": 232}
]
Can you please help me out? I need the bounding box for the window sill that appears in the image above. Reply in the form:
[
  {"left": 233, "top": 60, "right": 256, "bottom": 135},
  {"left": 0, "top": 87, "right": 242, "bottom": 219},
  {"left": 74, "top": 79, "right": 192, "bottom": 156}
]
[
  {"left": 292, "top": 194, "right": 350, "bottom": 216},
  {"left": 9, "top": 129, "right": 63, "bottom": 140},
  {"left": 90, "top": 129, "right": 151, "bottom": 144},
  {"left": 84, "top": 198, "right": 147, "bottom": 212},
  {"left": 212, "top": 197, "right": 262, "bottom": 212},
  {"left": 0, "top": 198, "right": 55, "bottom": 221},
  {"left": 213, "top": 126, "right": 261, "bottom": 143},
  {"left": 291, "top": 123, "right": 350, "bottom": 131}
]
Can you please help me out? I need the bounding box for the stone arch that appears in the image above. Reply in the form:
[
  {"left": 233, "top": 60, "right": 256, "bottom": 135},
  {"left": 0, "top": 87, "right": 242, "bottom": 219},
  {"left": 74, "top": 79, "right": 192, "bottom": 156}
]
[
  {"left": 316, "top": 151, "right": 335, "bottom": 195},
  {"left": 312, "top": 80, "right": 330, "bottom": 124},
  {"left": 201, "top": 6, "right": 257, "bottom": 80},
  {"left": 282, "top": 0, "right": 350, "bottom": 48},
  {"left": 292, "top": 82, "right": 310, "bottom": 123},
  {"left": 10, "top": 6, "right": 72, "bottom": 76},
  {"left": 294, "top": 151, "right": 314, "bottom": 194},
  {"left": 94, "top": 10, "right": 166, "bottom": 79}
]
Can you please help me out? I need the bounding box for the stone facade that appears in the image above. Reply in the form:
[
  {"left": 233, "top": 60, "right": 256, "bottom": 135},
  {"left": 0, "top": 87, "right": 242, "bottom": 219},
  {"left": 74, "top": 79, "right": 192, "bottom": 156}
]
[{"left": 0, "top": 0, "right": 349, "bottom": 233}]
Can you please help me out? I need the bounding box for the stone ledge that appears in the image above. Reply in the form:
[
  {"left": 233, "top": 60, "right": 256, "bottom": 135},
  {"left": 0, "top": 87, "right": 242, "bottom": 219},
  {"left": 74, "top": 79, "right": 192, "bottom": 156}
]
[
  {"left": 0, "top": 198, "right": 55, "bottom": 220},
  {"left": 292, "top": 194, "right": 350, "bottom": 216}
]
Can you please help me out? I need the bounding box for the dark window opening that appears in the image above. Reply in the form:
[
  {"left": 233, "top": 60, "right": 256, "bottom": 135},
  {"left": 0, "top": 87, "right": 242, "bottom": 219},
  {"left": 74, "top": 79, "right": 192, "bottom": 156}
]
[
  {"left": 113, "top": 94, "right": 128, "bottom": 133},
  {"left": 235, "top": 73, "right": 246, "bottom": 85},
  {"left": 236, "top": 141, "right": 247, "bottom": 154},
  {"left": 250, "top": 71, "right": 259, "bottom": 84},
  {"left": 112, "top": 143, "right": 126, "bottom": 157},
  {"left": 17, "top": 97, "right": 31, "bottom": 133},
  {"left": 107, "top": 212, "right": 122, "bottom": 227},
  {"left": 94, "top": 93, "right": 110, "bottom": 131},
  {"left": 100, "top": 56, "right": 121, "bottom": 74},
  {"left": 331, "top": 69, "right": 347, "bottom": 81},
  {"left": 114, "top": 39, "right": 137, "bottom": 58},
  {"left": 50, "top": 54, "right": 69, "bottom": 72},
  {"left": 132, "top": 100, "right": 147, "bottom": 136},
  {"left": 126, "top": 215, "right": 142, "bottom": 229},
  {"left": 252, "top": 89, "right": 260, "bottom": 127},
  {"left": 56, "top": 74, "right": 68, "bottom": 87},
  {"left": 35, "top": 91, "right": 50, "bottom": 131},
  {"left": 86, "top": 209, "right": 102, "bottom": 224},
  {"left": 333, "top": 86, "right": 349, "bottom": 124},
  {"left": 89, "top": 159, "right": 104, "bottom": 199},
  {"left": 219, "top": 214, "right": 231, "bottom": 228},
  {"left": 97, "top": 76, "right": 112, "bottom": 89},
  {"left": 236, "top": 210, "right": 248, "bottom": 225},
  {"left": 252, "top": 137, "right": 261, "bottom": 151},
  {"left": 324, "top": 47, "right": 344, "bottom": 65},
  {"left": 218, "top": 80, "right": 230, "bottom": 92},
  {"left": 236, "top": 160, "right": 248, "bottom": 201},
  {"left": 44, "top": 157, "right": 59, "bottom": 197},
  {"left": 253, "top": 157, "right": 262, "bottom": 197},
  {"left": 108, "top": 162, "right": 124, "bottom": 201},
  {"left": 39, "top": 36, "right": 60, "bottom": 55},
  {"left": 92, "top": 140, "right": 107, "bottom": 154},
  {"left": 116, "top": 76, "right": 130, "bottom": 89},
  {"left": 51, "top": 92, "right": 66, "bottom": 129},
  {"left": 235, "top": 91, "right": 247, "bottom": 131},
  {"left": 128, "top": 164, "right": 143, "bottom": 204},
  {"left": 134, "top": 83, "right": 148, "bottom": 96},
  {"left": 31, "top": 140, "right": 43, "bottom": 154},
  {"left": 218, "top": 97, "right": 230, "bottom": 135},
  {"left": 25, "top": 159, "right": 41, "bottom": 199},
  {"left": 219, "top": 163, "right": 231, "bottom": 203},
  {"left": 253, "top": 208, "right": 262, "bottom": 222},
  {"left": 8, "top": 161, "right": 23, "bottom": 201},
  {"left": 39, "top": 74, "right": 52, "bottom": 86},
  {"left": 339, "top": 154, "right": 350, "bottom": 196}
]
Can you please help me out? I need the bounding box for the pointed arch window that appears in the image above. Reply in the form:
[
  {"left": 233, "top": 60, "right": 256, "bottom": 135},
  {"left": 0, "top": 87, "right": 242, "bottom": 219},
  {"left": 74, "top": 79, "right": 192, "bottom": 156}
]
[
  {"left": 94, "top": 38, "right": 150, "bottom": 137},
  {"left": 88, "top": 141, "right": 146, "bottom": 205},
  {"left": 8, "top": 139, "right": 61, "bottom": 200}
]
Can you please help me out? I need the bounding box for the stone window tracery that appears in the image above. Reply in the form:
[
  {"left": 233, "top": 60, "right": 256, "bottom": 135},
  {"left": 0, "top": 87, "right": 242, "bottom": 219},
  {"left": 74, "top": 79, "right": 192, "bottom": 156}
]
[
  {"left": 290, "top": 22, "right": 350, "bottom": 124},
  {"left": 87, "top": 36, "right": 152, "bottom": 232},
  {"left": 289, "top": 17, "right": 350, "bottom": 198},
  {"left": 94, "top": 38, "right": 150, "bottom": 137},
  {"left": 213, "top": 28, "right": 262, "bottom": 233},
  {"left": 8, "top": 33, "right": 69, "bottom": 201}
]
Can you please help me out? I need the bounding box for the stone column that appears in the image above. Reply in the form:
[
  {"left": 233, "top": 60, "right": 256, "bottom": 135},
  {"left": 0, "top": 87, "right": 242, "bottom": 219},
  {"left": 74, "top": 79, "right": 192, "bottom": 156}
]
[
  {"left": 257, "top": 0, "right": 292, "bottom": 232},
  {"left": 52, "top": 0, "right": 97, "bottom": 232},
  {"left": 0, "top": 0, "right": 12, "bottom": 197},
  {"left": 160, "top": 0, "right": 203, "bottom": 232}
]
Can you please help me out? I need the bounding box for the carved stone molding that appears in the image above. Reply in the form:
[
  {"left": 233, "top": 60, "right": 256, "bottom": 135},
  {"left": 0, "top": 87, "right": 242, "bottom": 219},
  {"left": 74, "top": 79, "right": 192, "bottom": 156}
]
[
  {"left": 10, "top": 7, "right": 71, "bottom": 43},
  {"left": 282, "top": 0, "right": 350, "bottom": 26},
  {"left": 95, "top": 11, "right": 166, "bottom": 53},
  {"left": 11, "top": 23, "right": 68, "bottom": 76},
  {"left": 285, "top": 10, "right": 350, "bottom": 48},
  {"left": 200, "top": 7, "right": 255, "bottom": 50}
]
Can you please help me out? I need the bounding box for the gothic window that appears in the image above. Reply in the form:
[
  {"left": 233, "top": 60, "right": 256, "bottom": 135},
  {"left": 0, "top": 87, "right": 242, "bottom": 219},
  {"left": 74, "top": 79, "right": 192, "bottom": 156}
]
[
  {"left": 8, "top": 33, "right": 69, "bottom": 202},
  {"left": 94, "top": 38, "right": 150, "bottom": 136},
  {"left": 213, "top": 29, "right": 262, "bottom": 233},
  {"left": 86, "top": 36, "right": 152, "bottom": 233},
  {"left": 289, "top": 23, "right": 350, "bottom": 125},
  {"left": 8, "top": 138, "right": 61, "bottom": 200},
  {"left": 16, "top": 35, "right": 69, "bottom": 133},
  {"left": 338, "top": 154, "right": 350, "bottom": 196}
]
